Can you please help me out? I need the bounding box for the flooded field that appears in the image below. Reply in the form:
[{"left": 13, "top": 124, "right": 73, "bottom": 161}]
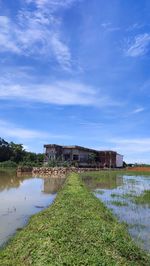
[
  {"left": 0, "top": 170, "right": 65, "bottom": 247},
  {"left": 82, "top": 171, "right": 150, "bottom": 253}
]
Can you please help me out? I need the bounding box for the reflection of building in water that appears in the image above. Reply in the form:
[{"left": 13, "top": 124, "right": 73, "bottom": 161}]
[
  {"left": 43, "top": 178, "right": 66, "bottom": 194},
  {"left": 116, "top": 176, "right": 123, "bottom": 187},
  {"left": 83, "top": 173, "right": 123, "bottom": 190}
]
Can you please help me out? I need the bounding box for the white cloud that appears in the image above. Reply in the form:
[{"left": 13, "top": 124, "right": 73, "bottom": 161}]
[
  {"left": 132, "top": 107, "right": 145, "bottom": 114},
  {"left": 0, "top": 119, "right": 48, "bottom": 139},
  {"left": 126, "top": 23, "right": 144, "bottom": 32},
  {"left": 0, "top": 65, "right": 121, "bottom": 107},
  {"left": 101, "top": 22, "right": 120, "bottom": 32},
  {"left": 125, "top": 33, "right": 150, "bottom": 57},
  {"left": 105, "top": 137, "right": 150, "bottom": 163},
  {"left": 26, "top": 0, "right": 77, "bottom": 10},
  {"left": 0, "top": 0, "right": 79, "bottom": 70},
  {"left": 110, "top": 138, "right": 150, "bottom": 153},
  {"left": 50, "top": 33, "right": 72, "bottom": 71},
  {"left": 0, "top": 80, "right": 97, "bottom": 106},
  {"left": 101, "top": 22, "right": 111, "bottom": 28},
  {"left": 0, "top": 16, "right": 21, "bottom": 54},
  {"left": 79, "top": 121, "right": 104, "bottom": 128},
  {"left": 0, "top": 73, "right": 122, "bottom": 107},
  {"left": 0, "top": 119, "right": 71, "bottom": 140}
]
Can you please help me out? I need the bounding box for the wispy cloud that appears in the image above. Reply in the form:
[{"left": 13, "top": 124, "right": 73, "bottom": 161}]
[
  {"left": 0, "top": 0, "right": 79, "bottom": 71},
  {"left": 0, "top": 16, "right": 21, "bottom": 54},
  {"left": 0, "top": 80, "right": 97, "bottom": 106},
  {"left": 101, "top": 22, "right": 120, "bottom": 32},
  {"left": 0, "top": 119, "right": 49, "bottom": 139},
  {"left": 0, "top": 119, "right": 72, "bottom": 140},
  {"left": 126, "top": 23, "right": 144, "bottom": 32},
  {"left": 26, "top": 0, "right": 77, "bottom": 10},
  {"left": 0, "top": 67, "right": 121, "bottom": 107},
  {"left": 79, "top": 121, "right": 104, "bottom": 128},
  {"left": 124, "top": 33, "right": 150, "bottom": 57},
  {"left": 110, "top": 138, "right": 150, "bottom": 153},
  {"left": 132, "top": 107, "right": 145, "bottom": 114}
]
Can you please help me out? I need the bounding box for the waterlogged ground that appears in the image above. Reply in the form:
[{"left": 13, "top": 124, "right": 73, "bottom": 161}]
[
  {"left": 0, "top": 170, "right": 65, "bottom": 247},
  {"left": 82, "top": 171, "right": 150, "bottom": 252}
]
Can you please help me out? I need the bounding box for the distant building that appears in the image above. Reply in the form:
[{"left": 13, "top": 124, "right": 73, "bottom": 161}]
[{"left": 44, "top": 144, "right": 123, "bottom": 168}]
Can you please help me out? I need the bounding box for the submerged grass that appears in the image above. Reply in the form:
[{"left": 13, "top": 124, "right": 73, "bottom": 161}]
[
  {"left": 81, "top": 170, "right": 150, "bottom": 177},
  {"left": 95, "top": 189, "right": 104, "bottom": 194},
  {"left": 128, "top": 223, "right": 146, "bottom": 229},
  {"left": 134, "top": 190, "right": 150, "bottom": 206},
  {"left": 111, "top": 193, "right": 135, "bottom": 200},
  {"left": 110, "top": 200, "right": 129, "bottom": 207},
  {"left": 111, "top": 193, "right": 120, "bottom": 198},
  {"left": 0, "top": 173, "right": 150, "bottom": 265}
]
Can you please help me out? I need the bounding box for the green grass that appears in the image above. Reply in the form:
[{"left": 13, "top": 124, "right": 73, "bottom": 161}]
[
  {"left": 110, "top": 200, "right": 129, "bottom": 207},
  {"left": 0, "top": 173, "right": 149, "bottom": 265},
  {"left": 134, "top": 190, "right": 150, "bottom": 206}
]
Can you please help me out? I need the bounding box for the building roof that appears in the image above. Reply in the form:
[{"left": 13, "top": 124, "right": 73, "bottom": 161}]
[
  {"left": 62, "top": 145, "right": 97, "bottom": 152},
  {"left": 44, "top": 144, "right": 62, "bottom": 148},
  {"left": 44, "top": 144, "right": 123, "bottom": 156},
  {"left": 44, "top": 144, "right": 97, "bottom": 152},
  {"left": 98, "top": 151, "right": 123, "bottom": 156},
  {"left": 98, "top": 150, "right": 117, "bottom": 153}
]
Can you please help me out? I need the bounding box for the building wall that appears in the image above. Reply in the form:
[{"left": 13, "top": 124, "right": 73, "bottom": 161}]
[
  {"left": 79, "top": 150, "right": 89, "bottom": 162},
  {"left": 116, "top": 154, "right": 123, "bottom": 167},
  {"left": 45, "top": 145, "right": 63, "bottom": 161},
  {"left": 98, "top": 151, "right": 116, "bottom": 168},
  {"left": 63, "top": 148, "right": 92, "bottom": 163}
]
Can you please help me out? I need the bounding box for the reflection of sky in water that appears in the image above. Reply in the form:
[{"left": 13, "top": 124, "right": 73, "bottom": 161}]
[
  {"left": 94, "top": 175, "right": 150, "bottom": 252},
  {"left": 0, "top": 174, "right": 65, "bottom": 247}
]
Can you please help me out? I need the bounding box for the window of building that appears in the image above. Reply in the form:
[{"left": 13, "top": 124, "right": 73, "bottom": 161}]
[
  {"left": 64, "top": 154, "right": 70, "bottom": 161},
  {"left": 80, "top": 155, "right": 88, "bottom": 162},
  {"left": 73, "top": 154, "right": 79, "bottom": 161}
]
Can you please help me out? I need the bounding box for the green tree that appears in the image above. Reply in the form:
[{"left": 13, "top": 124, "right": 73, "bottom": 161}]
[
  {"left": 0, "top": 138, "right": 45, "bottom": 166},
  {"left": 0, "top": 138, "right": 12, "bottom": 162},
  {"left": 10, "top": 142, "right": 26, "bottom": 163}
]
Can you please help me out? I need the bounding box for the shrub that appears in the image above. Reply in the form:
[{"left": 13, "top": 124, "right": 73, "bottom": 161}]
[{"left": 0, "top": 160, "right": 17, "bottom": 168}]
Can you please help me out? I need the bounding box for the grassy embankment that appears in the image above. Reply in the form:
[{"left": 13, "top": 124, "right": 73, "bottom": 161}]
[{"left": 0, "top": 173, "right": 150, "bottom": 266}]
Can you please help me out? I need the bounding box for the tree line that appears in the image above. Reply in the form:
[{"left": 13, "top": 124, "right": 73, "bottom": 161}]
[{"left": 0, "top": 138, "right": 44, "bottom": 167}]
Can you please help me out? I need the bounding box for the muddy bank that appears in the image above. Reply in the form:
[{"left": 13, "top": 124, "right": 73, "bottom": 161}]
[{"left": 127, "top": 167, "right": 150, "bottom": 172}]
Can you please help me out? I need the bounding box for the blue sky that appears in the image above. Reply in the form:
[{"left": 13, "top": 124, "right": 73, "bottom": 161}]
[{"left": 0, "top": 0, "right": 150, "bottom": 163}]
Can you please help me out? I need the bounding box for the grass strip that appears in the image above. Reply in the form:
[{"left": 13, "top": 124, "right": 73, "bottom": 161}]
[{"left": 0, "top": 173, "right": 149, "bottom": 265}]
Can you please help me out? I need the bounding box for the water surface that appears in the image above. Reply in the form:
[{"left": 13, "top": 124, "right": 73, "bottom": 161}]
[
  {"left": 82, "top": 172, "right": 150, "bottom": 252},
  {"left": 0, "top": 170, "right": 65, "bottom": 247}
]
